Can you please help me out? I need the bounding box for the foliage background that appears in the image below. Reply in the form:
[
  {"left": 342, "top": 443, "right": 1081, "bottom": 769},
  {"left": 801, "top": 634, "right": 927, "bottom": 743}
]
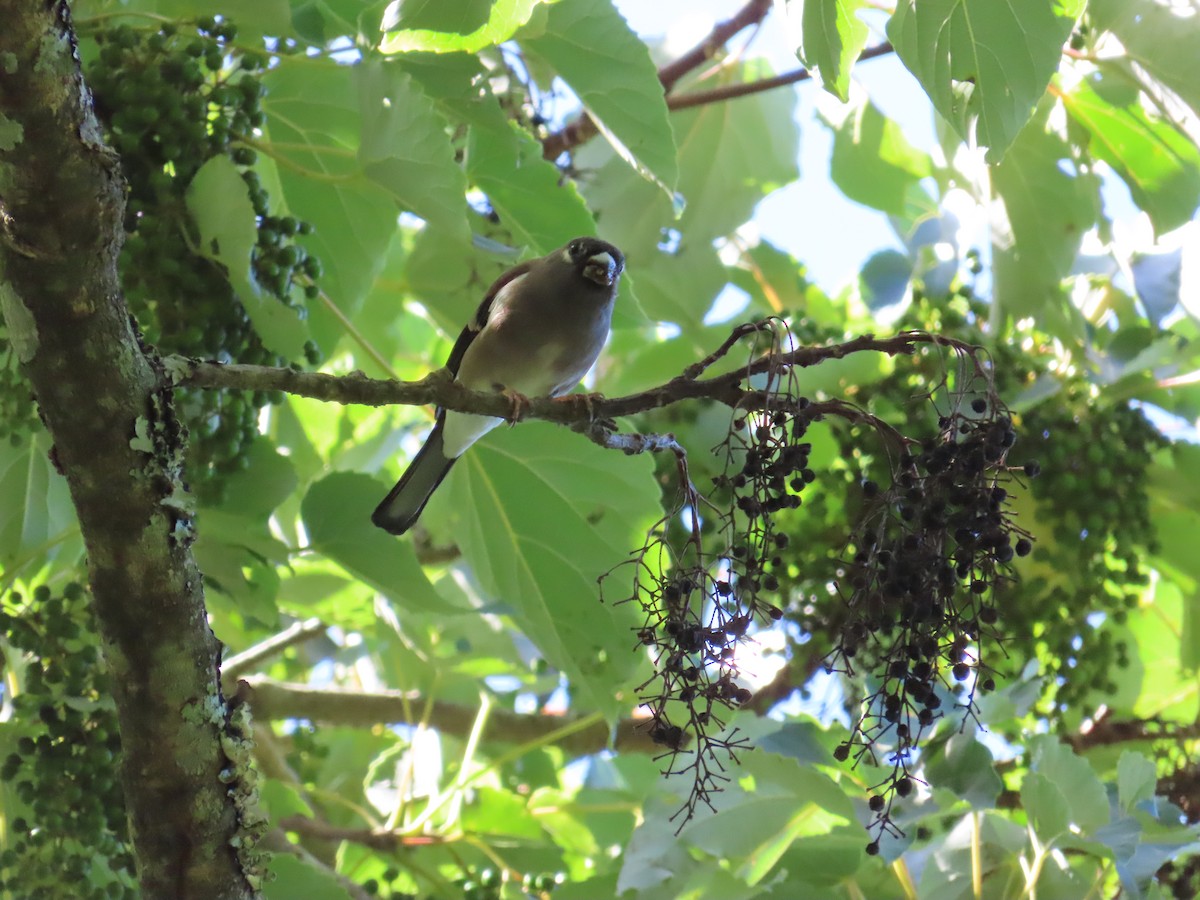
[{"left": 3, "top": 0, "right": 1200, "bottom": 897}]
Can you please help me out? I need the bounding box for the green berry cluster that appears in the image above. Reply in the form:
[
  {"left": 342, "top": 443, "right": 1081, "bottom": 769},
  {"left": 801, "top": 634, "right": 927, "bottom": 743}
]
[
  {"left": 85, "top": 19, "right": 322, "bottom": 497},
  {"left": 1016, "top": 390, "right": 1161, "bottom": 710},
  {"left": 0, "top": 583, "right": 135, "bottom": 899}
]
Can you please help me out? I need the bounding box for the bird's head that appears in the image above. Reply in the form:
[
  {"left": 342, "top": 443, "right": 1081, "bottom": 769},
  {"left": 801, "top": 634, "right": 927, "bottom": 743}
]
[{"left": 562, "top": 237, "right": 625, "bottom": 288}]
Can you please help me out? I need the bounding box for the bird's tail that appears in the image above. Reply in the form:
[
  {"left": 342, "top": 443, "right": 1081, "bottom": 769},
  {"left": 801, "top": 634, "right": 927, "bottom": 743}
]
[{"left": 372, "top": 419, "right": 456, "bottom": 536}]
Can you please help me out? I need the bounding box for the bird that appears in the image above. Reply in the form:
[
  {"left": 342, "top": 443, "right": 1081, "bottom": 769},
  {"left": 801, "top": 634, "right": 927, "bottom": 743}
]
[{"left": 372, "top": 236, "right": 625, "bottom": 536}]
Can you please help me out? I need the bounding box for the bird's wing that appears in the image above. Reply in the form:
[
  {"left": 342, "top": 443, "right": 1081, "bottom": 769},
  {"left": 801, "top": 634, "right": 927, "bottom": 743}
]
[{"left": 443, "top": 260, "right": 534, "bottom": 378}]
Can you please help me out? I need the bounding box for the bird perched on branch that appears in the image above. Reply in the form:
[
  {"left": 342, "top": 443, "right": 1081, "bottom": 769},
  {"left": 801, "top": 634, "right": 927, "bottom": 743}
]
[{"left": 372, "top": 237, "right": 625, "bottom": 536}]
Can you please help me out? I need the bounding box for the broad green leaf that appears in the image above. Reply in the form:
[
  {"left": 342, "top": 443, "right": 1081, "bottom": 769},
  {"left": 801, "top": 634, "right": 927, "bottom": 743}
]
[
  {"left": 823, "top": 95, "right": 933, "bottom": 218},
  {"left": 195, "top": 512, "right": 284, "bottom": 627},
  {"left": 193, "top": 440, "right": 295, "bottom": 626},
  {"left": 357, "top": 61, "right": 469, "bottom": 241},
  {"left": 522, "top": 0, "right": 677, "bottom": 195},
  {"left": 781, "top": 0, "right": 871, "bottom": 102},
  {"left": 887, "top": 0, "right": 1084, "bottom": 161},
  {"left": 403, "top": 225, "right": 514, "bottom": 336},
  {"left": 300, "top": 472, "right": 450, "bottom": 613},
  {"left": 1090, "top": 0, "right": 1200, "bottom": 124},
  {"left": 1128, "top": 578, "right": 1198, "bottom": 720},
  {"left": 1117, "top": 751, "right": 1158, "bottom": 814},
  {"left": 387, "top": 55, "right": 596, "bottom": 268},
  {"left": 1029, "top": 736, "right": 1110, "bottom": 833},
  {"left": 185, "top": 156, "right": 308, "bottom": 359},
  {"left": 293, "top": 0, "right": 390, "bottom": 44},
  {"left": 444, "top": 423, "right": 659, "bottom": 719},
  {"left": 460, "top": 786, "right": 543, "bottom": 839},
  {"left": 265, "top": 854, "right": 352, "bottom": 900},
  {"left": 261, "top": 59, "right": 399, "bottom": 352},
  {"left": 774, "top": 828, "right": 868, "bottom": 888},
  {"left": 631, "top": 243, "right": 728, "bottom": 329},
  {"left": 381, "top": 0, "right": 542, "bottom": 54},
  {"left": 72, "top": 0, "right": 293, "bottom": 39},
  {"left": 385, "top": 0, "right": 492, "bottom": 34},
  {"left": 0, "top": 431, "right": 79, "bottom": 571},
  {"left": 1062, "top": 75, "right": 1200, "bottom": 236},
  {"left": 991, "top": 102, "right": 1099, "bottom": 321},
  {"left": 1022, "top": 771, "right": 1071, "bottom": 841},
  {"left": 467, "top": 123, "right": 597, "bottom": 255},
  {"left": 859, "top": 249, "right": 913, "bottom": 310},
  {"left": 394, "top": 51, "right": 517, "bottom": 137},
  {"left": 578, "top": 60, "right": 798, "bottom": 322},
  {"left": 927, "top": 733, "right": 1003, "bottom": 809},
  {"left": 681, "top": 752, "right": 853, "bottom": 879},
  {"left": 579, "top": 58, "right": 798, "bottom": 247}
]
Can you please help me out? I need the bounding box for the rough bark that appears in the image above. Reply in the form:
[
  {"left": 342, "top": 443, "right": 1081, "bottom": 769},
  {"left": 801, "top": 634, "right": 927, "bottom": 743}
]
[{"left": 0, "top": 3, "right": 257, "bottom": 897}]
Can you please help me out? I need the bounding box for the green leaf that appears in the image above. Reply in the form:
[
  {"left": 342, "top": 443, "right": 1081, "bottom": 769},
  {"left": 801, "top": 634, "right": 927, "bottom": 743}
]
[
  {"left": 76, "top": 0, "right": 295, "bottom": 40},
  {"left": 443, "top": 423, "right": 659, "bottom": 719},
  {"left": 261, "top": 59, "right": 399, "bottom": 352},
  {"left": 185, "top": 156, "right": 308, "bottom": 359},
  {"left": 192, "top": 440, "right": 295, "bottom": 625},
  {"left": 385, "top": 0, "right": 492, "bottom": 33},
  {"left": 467, "top": 122, "right": 597, "bottom": 255},
  {"left": 578, "top": 60, "right": 798, "bottom": 324},
  {"left": 887, "top": 0, "right": 1084, "bottom": 161},
  {"left": 522, "top": 0, "right": 677, "bottom": 195},
  {"left": 781, "top": 0, "right": 870, "bottom": 102},
  {"left": 823, "top": 95, "right": 933, "bottom": 218},
  {"left": 381, "top": 0, "right": 543, "bottom": 54},
  {"left": 927, "top": 733, "right": 1003, "bottom": 809},
  {"left": 1117, "top": 751, "right": 1158, "bottom": 814},
  {"left": 0, "top": 431, "right": 79, "bottom": 572},
  {"left": 357, "top": 60, "right": 470, "bottom": 241},
  {"left": 991, "top": 102, "right": 1099, "bottom": 321},
  {"left": 681, "top": 752, "right": 853, "bottom": 876},
  {"left": 1090, "top": 0, "right": 1200, "bottom": 124},
  {"left": 292, "top": 0, "right": 389, "bottom": 44},
  {"left": 859, "top": 249, "right": 913, "bottom": 310},
  {"left": 631, "top": 243, "right": 728, "bottom": 328},
  {"left": 1128, "top": 578, "right": 1198, "bottom": 720},
  {"left": 300, "top": 472, "right": 451, "bottom": 614},
  {"left": 1022, "top": 771, "right": 1071, "bottom": 840},
  {"left": 265, "top": 855, "right": 352, "bottom": 900},
  {"left": 1029, "top": 736, "right": 1110, "bottom": 833},
  {"left": 1062, "top": 75, "right": 1200, "bottom": 235}
]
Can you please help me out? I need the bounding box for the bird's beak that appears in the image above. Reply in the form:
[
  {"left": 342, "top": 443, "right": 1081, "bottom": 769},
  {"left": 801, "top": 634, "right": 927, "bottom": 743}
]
[{"left": 582, "top": 251, "right": 619, "bottom": 287}]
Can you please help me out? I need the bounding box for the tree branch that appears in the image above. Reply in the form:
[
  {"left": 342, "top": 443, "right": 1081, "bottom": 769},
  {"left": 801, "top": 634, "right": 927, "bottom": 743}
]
[
  {"left": 0, "top": 5, "right": 258, "bottom": 896},
  {"left": 666, "top": 42, "right": 895, "bottom": 112},
  {"left": 540, "top": 0, "right": 772, "bottom": 159},
  {"left": 243, "top": 676, "right": 663, "bottom": 756},
  {"left": 221, "top": 617, "right": 328, "bottom": 690},
  {"left": 173, "top": 328, "right": 977, "bottom": 432}
]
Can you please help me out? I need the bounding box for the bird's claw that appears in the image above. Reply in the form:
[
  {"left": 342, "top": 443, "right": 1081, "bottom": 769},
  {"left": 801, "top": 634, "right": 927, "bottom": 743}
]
[
  {"left": 554, "top": 391, "right": 607, "bottom": 423},
  {"left": 500, "top": 388, "right": 532, "bottom": 425}
]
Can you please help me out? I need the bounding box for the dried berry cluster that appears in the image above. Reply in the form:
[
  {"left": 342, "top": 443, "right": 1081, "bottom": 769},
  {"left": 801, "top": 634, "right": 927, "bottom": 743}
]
[
  {"left": 827, "top": 383, "right": 1034, "bottom": 852},
  {"left": 608, "top": 320, "right": 1034, "bottom": 842},
  {"left": 606, "top": 322, "right": 825, "bottom": 825},
  {"left": 844, "top": 291, "right": 1161, "bottom": 718}
]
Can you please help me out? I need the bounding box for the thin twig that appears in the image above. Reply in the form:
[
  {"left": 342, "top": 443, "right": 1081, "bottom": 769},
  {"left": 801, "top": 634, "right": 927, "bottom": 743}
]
[
  {"left": 221, "top": 617, "right": 327, "bottom": 689},
  {"left": 541, "top": 0, "right": 772, "bottom": 159},
  {"left": 666, "top": 42, "right": 894, "bottom": 111}
]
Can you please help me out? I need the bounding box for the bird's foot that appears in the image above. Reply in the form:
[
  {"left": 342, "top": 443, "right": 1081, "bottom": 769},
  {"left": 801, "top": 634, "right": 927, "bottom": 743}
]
[
  {"left": 554, "top": 391, "right": 613, "bottom": 428},
  {"left": 500, "top": 388, "right": 532, "bottom": 424}
]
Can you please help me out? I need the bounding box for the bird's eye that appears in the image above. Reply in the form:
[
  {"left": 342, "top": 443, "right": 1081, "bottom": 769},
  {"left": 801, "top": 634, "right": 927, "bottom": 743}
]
[{"left": 568, "top": 240, "right": 582, "bottom": 256}]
